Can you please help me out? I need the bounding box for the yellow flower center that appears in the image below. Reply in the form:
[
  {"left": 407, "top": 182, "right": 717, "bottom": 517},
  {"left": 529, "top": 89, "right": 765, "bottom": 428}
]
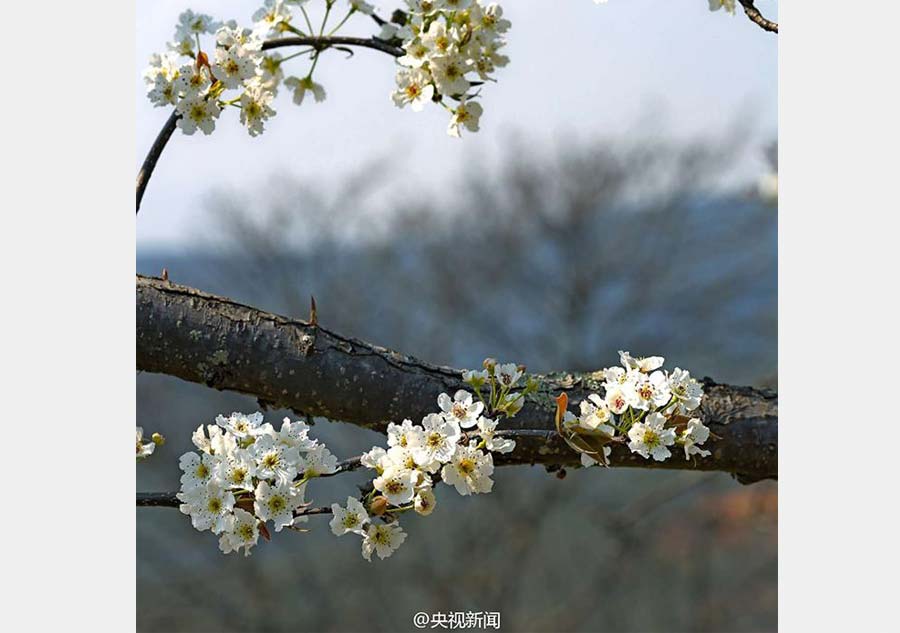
[
  {"left": 238, "top": 524, "right": 254, "bottom": 540},
  {"left": 231, "top": 467, "right": 247, "bottom": 484},
  {"left": 268, "top": 496, "right": 286, "bottom": 513},
  {"left": 458, "top": 458, "right": 476, "bottom": 475}
]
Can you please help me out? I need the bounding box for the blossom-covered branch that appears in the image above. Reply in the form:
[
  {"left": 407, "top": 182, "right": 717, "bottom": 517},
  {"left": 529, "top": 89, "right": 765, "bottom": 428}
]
[
  {"left": 136, "top": 1, "right": 509, "bottom": 212},
  {"left": 136, "top": 275, "right": 777, "bottom": 483}
]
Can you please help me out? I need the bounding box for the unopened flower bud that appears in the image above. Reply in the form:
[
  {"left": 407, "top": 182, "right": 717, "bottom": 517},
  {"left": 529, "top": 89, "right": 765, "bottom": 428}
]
[
  {"left": 370, "top": 495, "right": 390, "bottom": 516},
  {"left": 482, "top": 358, "right": 497, "bottom": 373},
  {"left": 151, "top": 432, "right": 166, "bottom": 446}
]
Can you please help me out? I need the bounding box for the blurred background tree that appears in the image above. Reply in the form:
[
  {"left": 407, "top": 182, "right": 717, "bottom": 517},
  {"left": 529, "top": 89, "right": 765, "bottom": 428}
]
[{"left": 137, "top": 129, "right": 776, "bottom": 633}]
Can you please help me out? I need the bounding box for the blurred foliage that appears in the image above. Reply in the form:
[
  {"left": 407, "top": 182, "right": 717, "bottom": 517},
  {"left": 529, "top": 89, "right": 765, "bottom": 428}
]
[{"left": 137, "top": 133, "right": 776, "bottom": 632}]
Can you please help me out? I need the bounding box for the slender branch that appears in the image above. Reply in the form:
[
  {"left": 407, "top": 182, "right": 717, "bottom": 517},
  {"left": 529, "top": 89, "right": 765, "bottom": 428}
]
[
  {"left": 135, "top": 35, "right": 401, "bottom": 215},
  {"left": 136, "top": 491, "right": 333, "bottom": 516},
  {"left": 135, "top": 109, "right": 179, "bottom": 213},
  {"left": 136, "top": 275, "right": 778, "bottom": 483},
  {"left": 260, "top": 35, "right": 403, "bottom": 57},
  {"left": 317, "top": 456, "right": 363, "bottom": 478},
  {"left": 737, "top": 0, "right": 778, "bottom": 33}
]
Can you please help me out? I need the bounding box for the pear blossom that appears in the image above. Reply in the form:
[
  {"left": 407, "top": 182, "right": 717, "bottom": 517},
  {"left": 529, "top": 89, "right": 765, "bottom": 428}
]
[
  {"left": 438, "top": 390, "right": 484, "bottom": 428},
  {"left": 174, "top": 9, "right": 220, "bottom": 41},
  {"left": 398, "top": 38, "right": 430, "bottom": 68},
  {"left": 441, "top": 443, "right": 494, "bottom": 495},
  {"left": 605, "top": 383, "right": 637, "bottom": 415},
  {"left": 414, "top": 413, "right": 461, "bottom": 464},
  {"left": 143, "top": 51, "right": 180, "bottom": 84},
  {"left": 421, "top": 21, "right": 459, "bottom": 56},
  {"left": 447, "top": 100, "right": 483, "bottom": 137},
  {"left": 258, "top": 53, "right": 285, "bottom": 93},
  {"left": 297, "top": 444, "right": 339, "bottom": 478},
  {"left": 430, "top": 55, "right": 470, "bottom": 96},
  {"left": 680, "top": 418, "right": 712, "bottom": 459},
  {"left": 330, "top": 497, "right": 369, "bottom": 536},
  {"left": 387, "top": 419, "right": 420, "bottom": 448},
  {"left": 220, "top": 449, "right": 256, "bottom": 490},
  {"left": 252, "top": 0, "right": 293, "bottom": 36},
  {"left": 284, "top": 76, "right": 327, "bottom": 105},
  {"left": 462, "top": 369, "right": 489, "bottom": 386},
  {"left": 216, "top": 412, "right": 264, "bottom": 440},
  {"left": 632, "top": 370, "right": 672, "bottom": 410},
  {"left": 239, "top": 82, "right": 276, "bottom": 136},
  {"left": 177, "top": 482, "right": 235, "bottom": 533},
  {"left": 414, "top": 488, "right": 437, "bottom": 516},
  {"left": 254, "top": 480, "right": 306, "bottom": 532},
  {"left": 214, "top": 46, "right": 258, "bottom": 90},
  {"left": 276, "top": 417, "right": 317, "bottom": 450},
  {"left": 179, "top": 451, "right": 219, "bottom": 490},
  {"left": 361, "top": 446, "right": 388, "bottom": 471},
  {"left": 251, "top": 435, "right": 301, "bottom": 485},
  {"left": 619, "top": 350, "right": 665, "bottom": 373},
  {"left": 577, "top": 394, "right": 615, "bottom": 435},
  {"left": 216, "top": 24, "right": 263, "bottom": 51},
  {"left": 147, "top": 73, "right": 179, "bottom": 107},
  {"left": 473, "top": 3, "right": 511, "bottom": 33},
  {"left": 476, "top": 417, "right": 516, "bottom": 454},
  {"left": 218, "top": 508, "right": 259, "bottom": 556},
  {"left": 385, "top": 444, "right": 425, "bottom": 473},
  {"left": 174, "top": 63, "right": 212, "bottom": 98},
  {"left": 667, "top": 368, "right": 704, "bottom": 413},
  {"left": 361, "top": 522, "right": 407, "bottom": 561},
  {"left": 627, "top": 412, "right": 677, "bottom": 461},
  {"left": 391, "top": 68, "right": 435, "bottom": 111},
  {"left": 373, "top": 467, "right": 418, "bottom": 506},
  {"left": 136, "top": 427, "right": 156, "bottom": 460},
  {"left": 495, "top": 363, "right": 523, "bottom": 389}
]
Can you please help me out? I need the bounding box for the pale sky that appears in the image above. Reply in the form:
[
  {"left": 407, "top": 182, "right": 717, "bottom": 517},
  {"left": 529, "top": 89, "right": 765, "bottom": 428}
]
[{"left": 136, "top": 0, "right": 777, "bottom": 249}]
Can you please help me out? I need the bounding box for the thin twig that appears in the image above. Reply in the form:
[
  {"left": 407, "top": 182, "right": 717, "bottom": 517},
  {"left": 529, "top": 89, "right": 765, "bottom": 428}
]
[{"left": 737, "top": 0, "right": 778, "bottom": 33}]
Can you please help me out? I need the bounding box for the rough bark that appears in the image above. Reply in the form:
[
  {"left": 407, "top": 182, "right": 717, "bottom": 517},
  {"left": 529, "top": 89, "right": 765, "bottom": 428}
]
[{"left": 136, "top": 275, "right": 777, "bottom": 483}]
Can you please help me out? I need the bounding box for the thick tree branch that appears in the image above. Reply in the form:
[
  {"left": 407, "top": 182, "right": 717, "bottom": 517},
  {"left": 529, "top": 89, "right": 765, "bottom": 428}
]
[
  {"left": 738, "top": 0, "right": 778, "bottom": 33},
  {"left": 136, "top": 275, "right": 777, "bottom": 483}
]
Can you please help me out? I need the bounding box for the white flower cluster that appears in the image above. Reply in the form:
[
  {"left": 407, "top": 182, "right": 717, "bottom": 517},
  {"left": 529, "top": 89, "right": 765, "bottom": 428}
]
[
  {"left": 143, "top": 8, "right": 279, "bottom": 137},
  {"left": 330, "top": 360, "right": 528, "bottom": 561},
  {"left": 176, "top": 412, "right": 337, "bottom": 556},
  {"left": 385, "top": 0, "right": 510, "bottom": 136},
  {"left": 560, "top": 351, "right": 711, "bottom": 466},
  {"left": 143, "top": 2, "right": 510, "bottom": 140}
]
